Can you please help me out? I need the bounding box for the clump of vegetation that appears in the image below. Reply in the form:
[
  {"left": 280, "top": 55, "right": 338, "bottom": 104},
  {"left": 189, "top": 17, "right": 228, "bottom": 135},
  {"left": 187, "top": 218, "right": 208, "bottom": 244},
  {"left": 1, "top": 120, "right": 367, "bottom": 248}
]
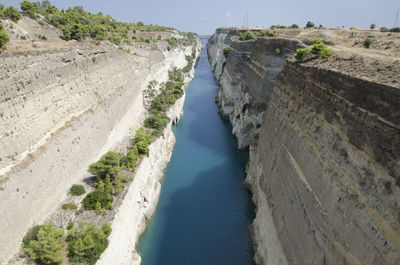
[
  {"left": 275, "top": 48, "right": 281, "bottom": 55},
  {"left": 69, "top": 184, "right": 86, "bottom": 196},
  {"left": 223, "top": 46, "right": 232, "bottom": 58},
  {"left": 144, "top": 112, "right": 170, "bottom": 130},
  {"left": 295, "top": 39, "right": 333, "bottom": 61},
  {"left": 306, "top": 21, "right": 315, "bottom": 28},
  {"left": 370, "top": 23, "right": 376, "bottom": 29},
  {"left": 7, "top": 1, "right": 174, "bottom": 42},
  {"left": 62, "top": 203, "right": 78, "bottom": 210},
  {"left": 257, "top": 29, "right": 275, "bottom": 37},
  {"left": 131, "top": 127, "right": 152, "bottom": 156},
  {"left": 22, "top": 222, "right": 66, "bottom": 265},
  {"left": 36, "top": 34, "right": 47, "bottom": 40},
  {"left": 271, "top": 24, "right": 286, "bottom": 29},
  {"left": 1, "top": 6, "right": 21, "bottom": 22},
  {"left": 239, "top": 31, "right": 256, "bottom": 41},
  {"left": 0, "top": 24, "right": 10, "bottom": 50},
  {"left": 290, "top": 24, "right": 299, "bottom": 29},
  {"left": 295, "top": 48, "right": 309, "bottom": 61},
  {"left": 89, "top": 151, "right": 121, "bottom": 181},
  {"left": 82, "top": 190, "right": 114, "bottom": 210},
  {"left": 66, "top": 222, "right": 112, "bottom": 265},
  {"left": 21, "top": 0, "right": 39, "bottom": 19},
  {"left": 380, "top": 27, "right": 400, "bottom": 33},
  {"left": 364, "top": 38, "right": 372, "bottom": 48}
]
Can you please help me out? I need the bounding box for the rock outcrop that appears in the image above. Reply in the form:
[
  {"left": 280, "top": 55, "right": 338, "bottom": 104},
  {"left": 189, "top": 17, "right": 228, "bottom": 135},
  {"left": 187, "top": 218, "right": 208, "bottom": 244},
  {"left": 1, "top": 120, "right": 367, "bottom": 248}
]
[
  {"left": 0, "top": 16, "right": 201, "bottom": 264},
  {"left": 208, "top": 28, "right": 400, "bottom": 265}
]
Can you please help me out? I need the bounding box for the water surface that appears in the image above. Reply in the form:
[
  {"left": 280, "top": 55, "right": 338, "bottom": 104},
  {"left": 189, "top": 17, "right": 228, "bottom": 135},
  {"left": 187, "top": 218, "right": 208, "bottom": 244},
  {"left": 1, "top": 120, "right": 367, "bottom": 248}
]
[{"left": 137, "top": 39, "right": 255, "bottom": 265}]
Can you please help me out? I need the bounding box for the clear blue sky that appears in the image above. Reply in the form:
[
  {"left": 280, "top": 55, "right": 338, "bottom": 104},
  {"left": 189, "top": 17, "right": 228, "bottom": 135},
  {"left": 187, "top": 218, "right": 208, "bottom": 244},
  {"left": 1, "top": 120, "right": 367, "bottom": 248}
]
[{"left": 1, "top": 0, "right": 399, "bottom": 34}]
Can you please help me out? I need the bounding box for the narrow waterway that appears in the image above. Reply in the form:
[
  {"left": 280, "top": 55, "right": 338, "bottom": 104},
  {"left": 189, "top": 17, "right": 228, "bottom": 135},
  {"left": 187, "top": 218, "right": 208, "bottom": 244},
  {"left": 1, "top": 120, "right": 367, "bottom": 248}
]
[{"left": 137, "top": 39, "right": 255, "bottom": 265}]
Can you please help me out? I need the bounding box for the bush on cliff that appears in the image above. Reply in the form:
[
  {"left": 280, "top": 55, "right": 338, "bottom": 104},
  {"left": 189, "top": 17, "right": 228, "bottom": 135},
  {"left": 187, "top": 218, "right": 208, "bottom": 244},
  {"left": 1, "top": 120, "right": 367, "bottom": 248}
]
[
  {"left": 69, "top": 184, "right": 86, "bottom": 196},
  {"left": 295, "top": 39, "right": 333, "bottom": 61},
  {"left": 131, "top": 128, "right": 152, "bottom": 156},
  {"left": 66, "top": 222, "right": 111, "bottom": 264},
  {"left": 20, "top": 0, "right": 39, "bottom": 19},
  {"left": 239, "top": 31, "right": 256, "bottom": 41},
  {"left": 82, "top": 190, "right": 113, "bottom": 210},
  {"left": 363, "top": 38, "right": 372, "bottom": 48},
  {"left": 305, "top": 21, "right": 315, "bottom": 28},
  {"left": 0, "top": 24, "right": 10, "bottom": 50},
  {"left": 223, "top": 46, "right": 232, "bottom": 58},
  {"left": 2, "top": 6, "right": 21, "bottom": 22},
  {"left": 257, "top": 29, "right": 275, "bottom": 37},
  {"left": 120, "top": 145, "right": 139, "bottom": 169},
  {"left": 88, "top": 151, "right": 121, "bottom": 180},
  {"left": 144, "top": 113, "right": 170, "bottom": 130},
  {"left": 22, "top": 222, "right": 66, "bottom": 265}
]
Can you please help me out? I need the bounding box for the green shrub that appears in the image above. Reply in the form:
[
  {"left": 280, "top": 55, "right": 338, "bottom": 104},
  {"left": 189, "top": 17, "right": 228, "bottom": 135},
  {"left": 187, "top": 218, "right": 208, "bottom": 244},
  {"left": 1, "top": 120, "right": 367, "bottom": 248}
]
[
  {"left": 82, "top": 190, "right": 113, "bottom": 210},
  {"left": 295, "top": 39, "right": 333, "bottom": 61},
  {"left": 88, "top": 151, "right": 121, "bottom": 180},
  {"left": 391, "top": 27, "right": 400, "bottom": 32},
  {"left": 370, "top": 23, "right": 376, "bottom": 29},
  {"left": 311, "top": 39, "right": 326, "bottom": 54},
  {"left": 290, "top": 24, "right": 299, "bottom": 29},
  {"left": 62, "top": 203, "right": 78, "bottom": 210},
  {"left": 239, "top": 31, "right": 256, "bottom": 41},
  {"left": 62, "top": 23, "right": 89, "bottom": 41},
  {"left": 364, "top": 38, "right": 372, "bottom": 48},
  {"left": 21, "top": 1, "right": 39, "bottom": 19},
  {"left": 257, "top": 29, "right": 275, "bottom": 37},
  {"left": 91, "top": 25, "right": 107, "bottom": 40},
  {"left": 120, "top": 145, "right": 139, "bottom": 169},
  {"left": 132, "top": 128, "right": 152, "bottom": 156},
  {"left": 275, "top": 48, "right": 281, "bottom": 55},
  {"left": 0, "top": 24, "right": 10, "bottom": 50},
  {"left": 69, "top": 184, "right": 86, "bottom": 196},
  {"left": 22, "top": 222, "right": 65, "bottom": 265},
  {"left": 3, "top": 6, "right": 21, "bottom": 22},
  {"left": 380, "top": 27, "right": 389, "bottom": 32},
  {"left": 223, "top": 46, "right": 232, "bottom": 58},
  {"left": 320, "top": 48, "right": 333, "bottom": 58},
  {"left": 22, "top": 225, "right": 43, "bottom": 247},
  {"left": 306, "top": 21, "right": 315, "bottom": 28},
  {"left": 66, "top": 222, "right": 111, "bottom": 264},
  {"left": 109, "top": 34, "right": 121, "bottom": 45},
  {"left": 295, "top": 48, "right": 308, "bottom": 61},
  {"left": 144, "top": 113, "right": 170, "bottom": 130}
]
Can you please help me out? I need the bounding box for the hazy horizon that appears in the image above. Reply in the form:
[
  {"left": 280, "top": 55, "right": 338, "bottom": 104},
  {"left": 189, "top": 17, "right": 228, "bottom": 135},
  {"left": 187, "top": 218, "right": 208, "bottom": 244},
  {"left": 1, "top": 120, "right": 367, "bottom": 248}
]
[{"left": 1, "top": 0, "right": 399, "bottom": 34}]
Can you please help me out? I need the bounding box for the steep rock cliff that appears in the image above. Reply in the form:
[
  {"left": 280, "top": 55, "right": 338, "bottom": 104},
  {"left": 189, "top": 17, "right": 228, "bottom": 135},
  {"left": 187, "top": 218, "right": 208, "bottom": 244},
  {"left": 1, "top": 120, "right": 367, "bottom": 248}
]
[
  {"left": 0, "top": 16, "right": 201, "bottom": 264},
  {"left": 208, "top": 28, "right": 400, "bottom": 265}
]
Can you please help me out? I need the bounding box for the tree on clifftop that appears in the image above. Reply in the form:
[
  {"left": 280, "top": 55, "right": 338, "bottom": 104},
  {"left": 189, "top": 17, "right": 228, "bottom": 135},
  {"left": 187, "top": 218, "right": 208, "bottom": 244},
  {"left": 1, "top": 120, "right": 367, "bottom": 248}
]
[
  {"left": 306, "top": 21, "right": 315, "bottom": 28},
  {"left": 20, "top": 0, "right": 39, "bottom": 19}
]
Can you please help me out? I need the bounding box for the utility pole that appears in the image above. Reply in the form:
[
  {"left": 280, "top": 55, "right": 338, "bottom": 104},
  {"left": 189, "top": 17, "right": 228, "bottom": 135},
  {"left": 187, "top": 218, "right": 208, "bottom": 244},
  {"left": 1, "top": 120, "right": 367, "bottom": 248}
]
[{"left": 394, "top": 10, "right": 399, "bottom": 28}]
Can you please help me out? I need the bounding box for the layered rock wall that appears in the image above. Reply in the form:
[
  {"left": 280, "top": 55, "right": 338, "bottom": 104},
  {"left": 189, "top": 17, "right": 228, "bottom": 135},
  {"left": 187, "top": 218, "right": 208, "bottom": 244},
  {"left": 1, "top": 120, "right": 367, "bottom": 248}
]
[
  {"left": 0, "top": 27, "right": 200, "bottom": 263},
  {"left": 208, "top": 29, "right": 400, "bottom": 265}
]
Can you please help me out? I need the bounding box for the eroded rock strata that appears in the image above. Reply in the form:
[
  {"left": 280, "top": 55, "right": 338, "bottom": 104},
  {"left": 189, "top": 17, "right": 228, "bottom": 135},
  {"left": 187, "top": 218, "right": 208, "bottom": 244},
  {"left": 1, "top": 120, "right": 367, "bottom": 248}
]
[{"left": 208, "top": 28, "right": 400, "bottom": 265}]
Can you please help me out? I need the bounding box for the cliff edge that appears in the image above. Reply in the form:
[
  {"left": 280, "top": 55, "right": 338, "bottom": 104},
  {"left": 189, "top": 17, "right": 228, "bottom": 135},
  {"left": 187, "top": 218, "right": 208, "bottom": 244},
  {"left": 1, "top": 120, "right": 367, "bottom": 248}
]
[{"left": 208, "top": 27, "right": 400, "bottom": 265}]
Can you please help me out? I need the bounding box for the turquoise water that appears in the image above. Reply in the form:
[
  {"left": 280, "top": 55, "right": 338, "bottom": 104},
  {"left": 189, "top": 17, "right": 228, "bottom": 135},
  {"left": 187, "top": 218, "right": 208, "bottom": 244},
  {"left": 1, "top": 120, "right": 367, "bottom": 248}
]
[{"left": 137, "top": 39, "right": 255, "bottom": 265}]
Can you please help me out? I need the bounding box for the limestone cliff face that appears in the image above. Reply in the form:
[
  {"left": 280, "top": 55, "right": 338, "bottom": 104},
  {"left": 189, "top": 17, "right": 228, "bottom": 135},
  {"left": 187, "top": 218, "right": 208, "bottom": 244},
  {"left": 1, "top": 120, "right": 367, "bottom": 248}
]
[
  {"left": 208, "top": 29, "right": 400, "bottom": 265},
  {"left": 0, "top": 24, "right": 201, "bottom": 263}
]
